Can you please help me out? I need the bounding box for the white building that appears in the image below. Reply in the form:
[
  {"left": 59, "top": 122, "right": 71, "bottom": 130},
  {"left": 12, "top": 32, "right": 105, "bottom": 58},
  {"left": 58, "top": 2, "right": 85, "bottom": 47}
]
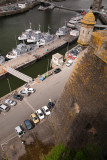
[
  {"left": 52, "top": 53, "right": 64, "bottom": 66},
  {"left": 18, "top": 3, "right": 26, "bottom": 9}
]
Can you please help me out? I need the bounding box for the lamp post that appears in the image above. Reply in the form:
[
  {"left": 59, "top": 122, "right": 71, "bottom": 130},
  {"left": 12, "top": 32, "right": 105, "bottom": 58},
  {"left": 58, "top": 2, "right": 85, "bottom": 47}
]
[
  {"left": 47, "top": 59, "right": 49, "bottom": 72},
  {"left": 67, "top": 42, "right": 69, "bottom": 52},
  {"left": 7, "top": 78, "right": 11, "bottom": 92}
]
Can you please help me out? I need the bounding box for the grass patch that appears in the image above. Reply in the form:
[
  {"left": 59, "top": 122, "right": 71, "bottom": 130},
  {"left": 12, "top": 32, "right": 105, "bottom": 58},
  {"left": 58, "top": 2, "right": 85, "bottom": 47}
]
[{"left": 42, "top": 143, "right": 66, "bottom": 160}]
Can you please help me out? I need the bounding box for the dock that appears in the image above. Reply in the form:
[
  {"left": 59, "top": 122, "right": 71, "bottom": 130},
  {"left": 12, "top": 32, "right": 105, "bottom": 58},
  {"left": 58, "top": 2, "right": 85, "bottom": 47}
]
[
  {"left": 0, "top": 1, "right": 39, "bottom": 17},
  {"left": 0, "top": 34, "right": 78, "bottom": 79}
]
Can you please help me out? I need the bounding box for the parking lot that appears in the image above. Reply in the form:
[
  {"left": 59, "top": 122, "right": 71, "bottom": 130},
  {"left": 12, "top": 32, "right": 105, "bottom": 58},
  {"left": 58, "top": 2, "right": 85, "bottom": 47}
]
[{"left": 0, "top": 47, "right": 87, "bottom": 160}]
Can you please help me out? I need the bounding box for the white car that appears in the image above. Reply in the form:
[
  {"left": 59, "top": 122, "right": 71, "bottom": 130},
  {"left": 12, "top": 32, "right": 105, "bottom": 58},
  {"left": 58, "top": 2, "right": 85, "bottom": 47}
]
[
  {"left": 36, "top": 109, "right": 45, "bottom": 120},
  {"left": 5, "top": 99, "right": 17, "bottom": 106},
  {"left": 24, "top": 87, "right": 35, "bottom": 93},
  {"left": 66, "top": 60, "right": 73, "bottom": 67},
  {"left": 15, "top": 126, "right": 25, "bottom": 138},
  {"left": 18, "top": 90, "right": 30, "bottom": 96},
  {"left": 42, "top": 106, "right": 51, "bottom": 116},
  {"left": 0, "top": 104, "right": 10, "bottom": 112}
]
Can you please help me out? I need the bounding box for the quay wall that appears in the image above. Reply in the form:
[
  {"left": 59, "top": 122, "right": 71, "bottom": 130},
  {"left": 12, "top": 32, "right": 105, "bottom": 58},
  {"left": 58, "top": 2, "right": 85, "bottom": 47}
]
[
  {"left": 0, "top": 35, "right": 78, "bottom": 80},
  {"left": 49, "top": 46, "right": 106, "bottom": 156},
  {"left": 0, "top": 2, "right": 39, "bottom": 17}
]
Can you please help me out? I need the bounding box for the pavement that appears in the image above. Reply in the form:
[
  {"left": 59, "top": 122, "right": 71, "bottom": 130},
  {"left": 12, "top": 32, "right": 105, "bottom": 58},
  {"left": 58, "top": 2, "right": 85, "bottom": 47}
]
[
  {"left": 0, "top": 60, "right": 75, "bottom": 144},
  {"left": 0, "top": 48, "right": 87, "bottom": 160}
]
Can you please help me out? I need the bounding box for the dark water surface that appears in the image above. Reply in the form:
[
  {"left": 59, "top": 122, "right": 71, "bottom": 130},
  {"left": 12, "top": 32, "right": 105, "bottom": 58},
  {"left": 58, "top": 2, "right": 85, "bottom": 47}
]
[{"left": 0, "top": 0, "right": 106, "bottom": 97}]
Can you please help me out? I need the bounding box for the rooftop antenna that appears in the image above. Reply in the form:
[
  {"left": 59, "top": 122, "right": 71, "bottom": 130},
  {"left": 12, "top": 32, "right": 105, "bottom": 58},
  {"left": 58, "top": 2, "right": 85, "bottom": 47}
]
[
  {"left": 65, "top": 20, "right": 67, "bottom": 26},
  {"left": 24, "top": 24, "right": 26, "bottom": 31},
  {"left": 29, "top": 21, "right": 32, "bottom": 29},
  {"left": 48, "top": 26, "right": 51, "bottom": 33},
  {"left": 15, "top": 35, "right": 17, "bottom": 47},
  {"left": 38, "top": 24, "right": 41, "bottom": 31}
]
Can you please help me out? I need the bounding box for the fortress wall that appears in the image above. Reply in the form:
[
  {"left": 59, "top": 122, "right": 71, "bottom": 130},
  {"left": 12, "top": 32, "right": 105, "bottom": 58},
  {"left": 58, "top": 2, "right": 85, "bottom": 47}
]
[{"left": 49, "top": 46, "right": 106, "bottom": 156}]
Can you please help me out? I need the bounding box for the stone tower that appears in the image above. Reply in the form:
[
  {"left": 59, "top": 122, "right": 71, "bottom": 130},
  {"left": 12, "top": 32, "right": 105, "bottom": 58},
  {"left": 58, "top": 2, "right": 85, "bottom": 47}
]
[
  {"left": 77, "top": 10, "right": 96, "bottom": 46},
  {"left": 92, "top": 0, "right": 102, "bottom": 11}
]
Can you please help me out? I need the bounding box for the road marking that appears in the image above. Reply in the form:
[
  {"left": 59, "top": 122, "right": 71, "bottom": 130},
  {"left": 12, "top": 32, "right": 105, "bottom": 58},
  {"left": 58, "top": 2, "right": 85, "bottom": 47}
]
[
  {"left": 1, "top": 134, "right": 17, "bottom": 151},
  {"left": 23, "top": 98, "right": 36, "bottom": 112}
]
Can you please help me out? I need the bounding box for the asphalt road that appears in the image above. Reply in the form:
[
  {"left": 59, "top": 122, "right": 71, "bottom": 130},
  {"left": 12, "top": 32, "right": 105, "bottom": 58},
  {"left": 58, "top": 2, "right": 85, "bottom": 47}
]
[{"left": 0, "top": 62, "right": 76, "bottom": 144}]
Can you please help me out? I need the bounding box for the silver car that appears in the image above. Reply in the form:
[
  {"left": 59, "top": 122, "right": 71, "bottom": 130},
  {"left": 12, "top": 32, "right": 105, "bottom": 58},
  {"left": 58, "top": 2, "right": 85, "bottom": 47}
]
[
  {"left": 5, "top": 99, "right": 17, "bottom": 106},
  {"left": 0, "top": 104, "right": 10, "bottom": 112},
  {"left": 15, "top": 126, "right": 25, "bottom": 138},
  {"left": 18, "top": 90, "right": 30, "bottom": 96}
]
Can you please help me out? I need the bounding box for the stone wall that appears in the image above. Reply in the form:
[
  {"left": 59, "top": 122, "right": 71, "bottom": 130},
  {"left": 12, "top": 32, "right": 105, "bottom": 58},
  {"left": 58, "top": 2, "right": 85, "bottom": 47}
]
[
  {"left": 49, "top": 45, "right": 106, "bottom": 157},
  {"left": 0, "top": 0, "right": 25, "bottom": 5}
]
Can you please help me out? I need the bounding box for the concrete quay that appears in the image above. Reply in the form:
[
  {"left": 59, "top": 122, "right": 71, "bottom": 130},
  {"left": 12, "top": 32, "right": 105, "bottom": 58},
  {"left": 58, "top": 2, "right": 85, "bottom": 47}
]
[
  {"left": 0, "top": 35, "right": 78, "bottom": 79},
  {"left": 0, "top": 1, "right": 39, "bottom": 17}
]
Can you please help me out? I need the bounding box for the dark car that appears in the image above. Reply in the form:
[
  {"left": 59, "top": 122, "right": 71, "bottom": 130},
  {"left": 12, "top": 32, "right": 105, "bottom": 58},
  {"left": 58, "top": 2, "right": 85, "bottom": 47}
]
[
  {"left": 48, "top": 102, "right": 55, "bottom": 110},
  {"left": 53, "top": 68, "right": 61, "bottom": 74},
  {"left": 71, "top": 49, "right": 79, "bottom": 54},
  {"left": 13, "top": 94, "right": 23, "bottom": 101},
  {"left": 24, "top": 120, "right": 33, "bottom": 130}
]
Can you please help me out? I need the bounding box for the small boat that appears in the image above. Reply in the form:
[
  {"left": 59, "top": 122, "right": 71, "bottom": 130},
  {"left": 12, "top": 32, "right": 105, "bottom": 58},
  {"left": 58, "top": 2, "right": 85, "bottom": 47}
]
[
  {"left": 37, "top": 32, "right": 54, "bottom": 47},
  {"left": 18, "top": 23, "right": 34, "bottom": 41},
  {"left": 71, "top": 15, "right": 83, "bottom": 21},
  {"left": 67, "top": 22, "right": 76, "bottom": 29},
  {"left": 48, "top": 3, "right": 55, "bottom": 10},
  {"left": 27, "top": 25, "right": 43, "bottom": 43},
  {"left": 56, "top": 26, "right": 69, "bottom": 37},
  {"left": 38, "top": 5, "right": 48, "bottom": 11},
  {"left": 6, "top": 43, "right": 32, "bottom": 59},
  {"left": 81, "top": 11, "right": 86, "bottom": 15},
  {"left": 38, "top": 3, "right": 55, "bottom": 11}
]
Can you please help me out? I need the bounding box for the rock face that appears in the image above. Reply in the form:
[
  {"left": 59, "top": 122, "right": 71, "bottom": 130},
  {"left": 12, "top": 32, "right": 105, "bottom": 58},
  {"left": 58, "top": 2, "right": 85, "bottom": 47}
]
[{"left": 50, "top": 30, "right": 106, "bottom": 157}]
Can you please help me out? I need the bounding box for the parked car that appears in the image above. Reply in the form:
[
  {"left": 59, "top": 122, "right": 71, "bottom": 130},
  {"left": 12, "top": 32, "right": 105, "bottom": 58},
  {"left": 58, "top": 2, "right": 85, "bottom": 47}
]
[
  {"left": 24, "top": 120, "right": 33, "bottom": 130},
  {"left": 66, "top": 60, "right": 73, "bottom": 67},
  {"left": 53, "top": 68, "right": 61, "bottom": 74},
  {"left": 30, "top": 113, "right": 39, "bottom": 124},
  {"left": 48, "top": 102, "right": 55, "bottom": 110},
  {"left": 15, "top": 125, "right": 25, "bottom": 138},
  {"left": 18, "top": 90, "right": 30, "bottom": 96},
  {"left": 68, "top": 55, "right": 75, "bottom": 60},
  {"left": 69, "top": 53, "right": 77, "bottom": 58},
  {"left": 71, "top": 49, "right": 79, "bottom": 54},
  {"left": 13, "top": 94, "right": 23, "bottom": 101},
  {"left": 42, "top": 106, "right": 51, "bottom": 116},
  {"left": 5, "top": 99, "right": 17, "bottom": 106},
  {"left": 0, "top": 104, "right": 10, "bottom": 112},
  {"left": 24, "top": 87, "right": 35, "bottom": 93},
  {"left": 36, "top": 109, "right": 45, "bottom": 120},
  {"left": 76, "top": 45, "right": 82, "bottom": 51}
]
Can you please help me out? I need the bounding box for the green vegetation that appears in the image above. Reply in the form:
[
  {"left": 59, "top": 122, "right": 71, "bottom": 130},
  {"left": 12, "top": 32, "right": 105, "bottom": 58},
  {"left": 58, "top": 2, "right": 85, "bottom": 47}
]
[
  {"left": 42, "top": 143, "right": 103, "bottom": 160},
  {"left": 42, "top": 143, "right": 66, "bottom": 160},
  {"left": 5, "top": 154, "right": 8, "bottom": 160}
]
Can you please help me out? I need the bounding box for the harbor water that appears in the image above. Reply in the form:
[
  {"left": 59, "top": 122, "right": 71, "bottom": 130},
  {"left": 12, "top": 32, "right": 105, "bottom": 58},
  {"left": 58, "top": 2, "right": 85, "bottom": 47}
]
[{"left": 0, "top": 0, "right": 106, "bottom": 98}]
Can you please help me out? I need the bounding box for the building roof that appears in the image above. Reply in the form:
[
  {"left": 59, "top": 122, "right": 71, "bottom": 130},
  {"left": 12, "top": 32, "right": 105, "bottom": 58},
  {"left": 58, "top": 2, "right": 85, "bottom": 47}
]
[
  {"left": 52, "top": 53, "right": 63, "bottom": 59},
  {"left": 81, "top": 10, "right": 96, "bottom": 25}
]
